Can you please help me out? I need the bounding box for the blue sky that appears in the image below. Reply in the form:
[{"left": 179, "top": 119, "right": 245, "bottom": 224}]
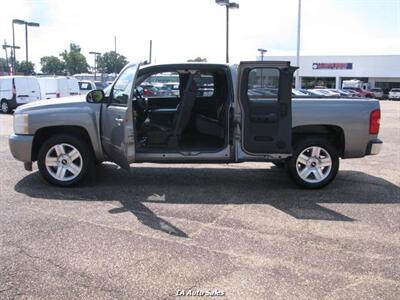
[{"left": 1, "top": 0, "right": 399, "bottom": 71}]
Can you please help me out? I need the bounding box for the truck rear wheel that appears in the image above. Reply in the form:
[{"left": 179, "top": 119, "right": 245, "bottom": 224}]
[
  {"left": 287, "top": 137, "right": 339, "bottom": 189},
  {"left": 37, "top": 134, "right": 93, "bottom": 186}
]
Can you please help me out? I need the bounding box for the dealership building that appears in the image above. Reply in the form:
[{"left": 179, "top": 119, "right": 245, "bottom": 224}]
[{"left": 260, "top": 55, "right": 400, "bottom": 92}]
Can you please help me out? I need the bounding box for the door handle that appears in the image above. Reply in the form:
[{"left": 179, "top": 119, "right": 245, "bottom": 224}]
[{"left": 115, "top": 117, "right": 124, "bottom": 123}]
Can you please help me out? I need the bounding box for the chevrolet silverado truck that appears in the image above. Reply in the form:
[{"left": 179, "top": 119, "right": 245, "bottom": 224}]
[{"left": 9, "top": 61, "right": 383, "bottom": 188}]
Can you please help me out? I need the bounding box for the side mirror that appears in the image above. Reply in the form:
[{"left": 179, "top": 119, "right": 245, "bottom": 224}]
[{"left": 86, "top": 89, "right": 105, "bottom": 103}]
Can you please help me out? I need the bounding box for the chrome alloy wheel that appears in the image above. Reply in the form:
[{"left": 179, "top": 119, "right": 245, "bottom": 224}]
[
  {"left": 296, "top": 146, "right": 332, "bottom": 183},
  {"left": 45, "top": 143, "right": 83, "bottom": 181},
  {"left": 1, "top": 101, "right": 9, "bottom": 113}
]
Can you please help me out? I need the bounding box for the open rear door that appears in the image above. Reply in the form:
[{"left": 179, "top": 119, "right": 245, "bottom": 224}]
[
  {"left": 101, "top": 63, "right": 140, "bottom": 170},
  {"left": 238, "top": 61, "right": 297, "bottom": 155}
]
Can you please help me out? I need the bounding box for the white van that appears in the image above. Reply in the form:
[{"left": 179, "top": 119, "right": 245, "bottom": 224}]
[
  {"left": 78, "top": 80, "right": 97, "bottom": 95},
  {"left": 0, "top": 76, "right": 41, "bottom": 113},
  {"left": 38, "top": 77, "right": 80, "bottom": 100}
]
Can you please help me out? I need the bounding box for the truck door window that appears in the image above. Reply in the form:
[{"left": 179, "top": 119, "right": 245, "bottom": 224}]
[
  {"left": 247, "top": 68, "right": 279, "bottom": 101},
  {"left": 111, "top": 67, "right": 136, "bottom": 105}
]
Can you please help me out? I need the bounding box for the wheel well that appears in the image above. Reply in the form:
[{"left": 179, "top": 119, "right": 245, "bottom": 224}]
[
  {"left": 292, "top": 125, "right": 345, "bottom": 157},
  {"left": 32, "top": 126, "right": 94, "bottom": 161}
]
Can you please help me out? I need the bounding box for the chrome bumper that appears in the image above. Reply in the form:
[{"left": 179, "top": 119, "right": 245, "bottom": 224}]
[
  {"left": 366, "top": 139, "right": 383, "bottom": 155},
  {"left": 9, "top": 134, "right": 34, "bottom": 162}
]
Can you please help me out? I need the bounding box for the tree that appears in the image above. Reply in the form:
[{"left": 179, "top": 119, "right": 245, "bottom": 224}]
[
  {"left": 15, "top": 61, "right": 35, "bottom": 75},
  {"left": 0, "top": 58, "right": 10, "bottom": 73},
  {"left": 60, "top": 43, "right": 89, "bottom": 75},
  {"left": 40, "top": 56, "right": 65, "bottom": 74},
  {"left": 187, "top": 57, "right": 207, "bottom": 62},
  {"left": 97, "top": 51, "right": 128, "bottom": 74}
]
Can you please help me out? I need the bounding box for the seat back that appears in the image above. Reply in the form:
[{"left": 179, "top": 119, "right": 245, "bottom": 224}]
[{"left": 172, "top": 74, "right": 197, "bottom": 137}]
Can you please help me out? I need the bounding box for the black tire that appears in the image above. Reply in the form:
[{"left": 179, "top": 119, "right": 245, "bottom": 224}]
[
  {"left": 37, "top": 134, "right": 94, "bottom": 187},
  {"left": 287, "top": 137, "right": 339, "bottom": 189},
  {"left": 1, "top": 99, "right": 11, "bottom": 114},
  {"left": 272, "top": 161, "right": 286, "bottom": 169}
]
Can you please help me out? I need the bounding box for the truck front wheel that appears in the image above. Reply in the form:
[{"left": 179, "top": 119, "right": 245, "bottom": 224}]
[
  {"left": 37, "top": 134, "right": 93, "bottom": 186},
  {"left": 287, "top": 137, "right": 339, "bottom": 189}
]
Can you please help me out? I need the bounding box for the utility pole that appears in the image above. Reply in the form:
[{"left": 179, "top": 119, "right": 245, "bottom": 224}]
[
  {"left": 89, "top": 51, "right": 101, "bottom": 81},
  {"left": 257, "top": 48, "right": 267, "bottom": 87},
  {"left": 114, "top": 36, "right": 117, "bottom": 76},
  {"left": 226, "top": 4, "right": 229, "bottom": 63},
  {"left": 2, "top": 41, "right": 9, "bottom": 73},
  {"left": 12, "top": 20, "right": 19, "bottom": 74},
  {"left": 3, "top": 41, "right": 20, "bottom": 74},
  {"left": 295, "top": 0, "right": 302, "bottom": 89},
  {"left": 149, "top": 40, "right": 152, "bottom": 64}
]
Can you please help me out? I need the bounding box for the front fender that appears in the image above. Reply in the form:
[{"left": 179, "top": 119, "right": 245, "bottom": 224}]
[{"left": 27, "top": 105, "right": 104, "bottom": 161}]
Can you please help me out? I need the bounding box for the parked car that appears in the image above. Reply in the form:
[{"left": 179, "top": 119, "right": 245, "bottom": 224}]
[
  {"left": 313, "top": 89, "right": 340, "bottom": 97},
  {"left": 153, "top": 83, "right": 177, "bottom": 96},
  {"left": 342, "top": 87, "right": 374, "bottom": 97},
  {"left": 78, "top": 81, "right": 97, "bottom": 95},
  {"left": 38, "top": 77, "right": 80, "bottom": 100},
  {"left": 0, "top": 76, "right": 41, "bottom": 113},
  {"left": 307, "top": 89, "right": 332, "bottom": 97},
  {"left": 298, "top": 89, "right": 311, "bottom": 95},
  {"left": 139, "top": 82, "right": 158, "bottom": 97},
  {"left": 94, "top": 81, "right": 110, "bottom": 90},
  {"left": 292, "top": 89, "right": 308, "bottom": 96},
  {"left": 370, "top": 88, "right": 384, "bottom": 99},
  {"left": 9, "top": 61, "right": 382, "bottom": 189},
  {"left": 388, "top": 88, "right": 400, "bottom": 100},
  {"left": 342, "top": 89, "right": 361, "bottom": 97},
  {"left": 328, "top": 89, "right": 353, "bottom": 97}
]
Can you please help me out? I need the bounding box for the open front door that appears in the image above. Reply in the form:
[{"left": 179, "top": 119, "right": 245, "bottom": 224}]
[
  {"left": 238, "top": 61, "right": 297, "bottom": 155},
  {"left": 101, "top": 64, "right": 140, "bottom": 170}
]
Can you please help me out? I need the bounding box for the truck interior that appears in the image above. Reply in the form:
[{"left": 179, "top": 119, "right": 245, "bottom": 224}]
[{"left": 133, "top": 66, "right": 231, "bottom": 153}]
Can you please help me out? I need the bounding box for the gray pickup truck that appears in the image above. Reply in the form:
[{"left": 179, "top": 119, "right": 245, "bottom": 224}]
[{"left": 9, "top": 61, "right": 382, "bottom": 188}]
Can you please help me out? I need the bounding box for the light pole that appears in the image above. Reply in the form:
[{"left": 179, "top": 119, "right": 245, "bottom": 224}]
[
  {"left": 12, "top": 19, "right": 40, "bottom": 72},
  {"left": 216, "top": 0, "right": 239, "bottom": 63},
  {"left": 89, "top": 51, "right": 101, "bottom": 80},
  {"left": 12, "top": 19, "right": 24, "bottom": 73},
  {"left": 257, "top": 48, "right": 267, "bottom": 87},
  {"left": 295, "top": 0, "right": 302, "bottom": 89},
  {"left": 25, "top": 22, "right": 40, "bottom": 63}
]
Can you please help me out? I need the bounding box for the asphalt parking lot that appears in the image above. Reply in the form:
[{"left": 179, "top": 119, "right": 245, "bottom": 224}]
[{"left": 0, "top": 101, "right": 399, "bottom": 299}]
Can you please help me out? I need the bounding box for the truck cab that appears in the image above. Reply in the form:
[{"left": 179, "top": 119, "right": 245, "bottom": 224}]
[{"left": 99, "top": 61, "right": 295, "bottom": 169}]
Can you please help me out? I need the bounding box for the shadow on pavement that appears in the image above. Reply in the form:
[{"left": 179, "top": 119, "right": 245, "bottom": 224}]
[
  {"left": 108, "top": 200, "right": 188, "bottom": 237},
  {"left": 14, "top": 164, "right": 400, "bottom": 236}
]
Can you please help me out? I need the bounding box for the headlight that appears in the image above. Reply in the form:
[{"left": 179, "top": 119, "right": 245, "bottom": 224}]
[{"left": 14, "top": 114, "right": 29, "bottom": 134}]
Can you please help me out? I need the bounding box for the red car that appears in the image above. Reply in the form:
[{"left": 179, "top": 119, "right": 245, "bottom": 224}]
[{"left": 342, "top": 87, "right": 374, "bottom": 97}]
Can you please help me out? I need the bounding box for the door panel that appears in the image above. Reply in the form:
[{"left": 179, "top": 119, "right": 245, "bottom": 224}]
[
  {"left": 238, "top": 61, "right": 296, "bottom": 154},
  {"left": 15, "top": 78, "right": 30, "bottom": 103},
  {"left": 101, "top": 64, "right": 139, "bottom": 169},
  {"left": 26, "top": 79, "right": 39, "bottom": 102},
  {"left": 146, "top": 96, "right": 180, "bottom": 110}
]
